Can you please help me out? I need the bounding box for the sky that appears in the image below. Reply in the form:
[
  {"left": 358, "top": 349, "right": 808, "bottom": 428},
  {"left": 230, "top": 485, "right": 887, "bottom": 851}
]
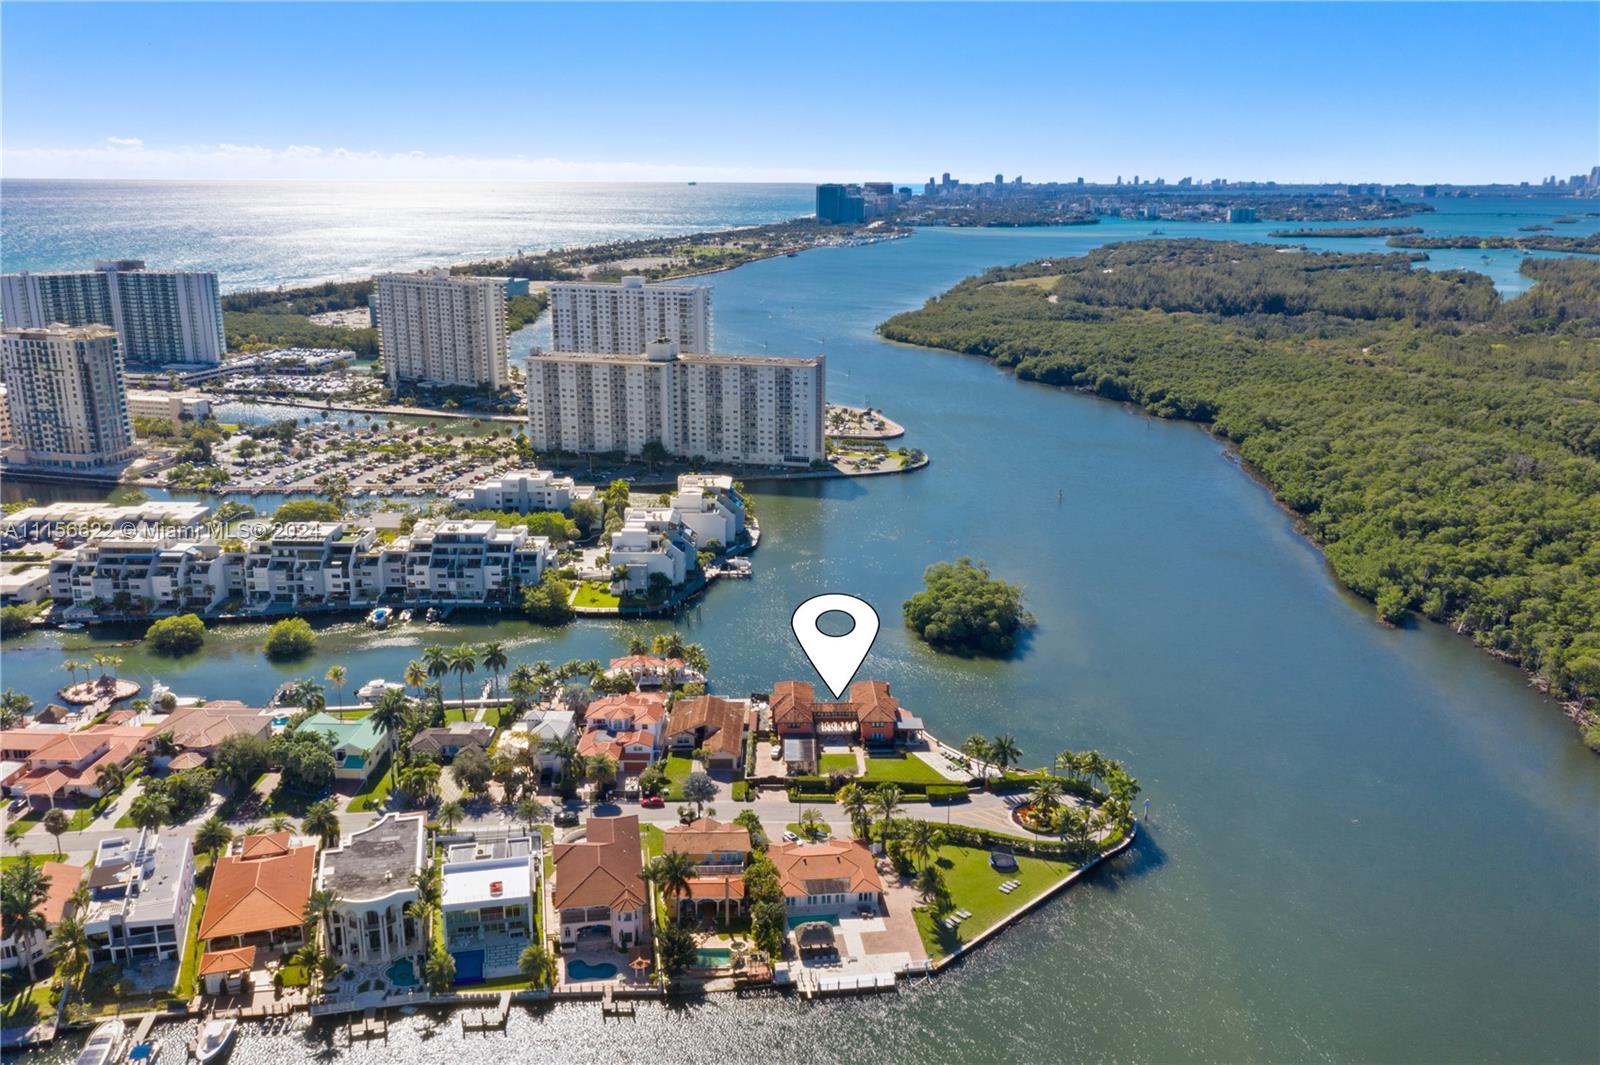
[{"left": 2, "top": 2, "right": 1596, "bottom": 185}]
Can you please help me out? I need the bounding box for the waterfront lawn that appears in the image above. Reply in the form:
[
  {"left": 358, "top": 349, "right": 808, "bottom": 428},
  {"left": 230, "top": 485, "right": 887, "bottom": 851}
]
[
  {"left": 348, "top": 755, "right": 395, "bottom": 813},
  {"left": 276, "top": 963, "right": 310, "bottom": 989},
  {"left": 861, "top": 753, "right": 947, "bottom": 786},
  {"left": 912, "top": 843, "right": 1077, "bottom": 960},
  {"left": 572, "top": 582, "right": 620, "bottom": 609},
  {"left": 173, "top": 854, "right": 213, "bottom": 1000},
  {"left": 0, "top": 979, "right": 53, "bottom": 1026},
  {"left": 818, "top": 752, "right": 858, "bottom": 776}
]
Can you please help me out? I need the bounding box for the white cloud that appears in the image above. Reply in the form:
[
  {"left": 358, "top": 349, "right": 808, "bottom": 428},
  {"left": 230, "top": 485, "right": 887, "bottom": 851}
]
[{"left": 3, "top": 139, "right": 820, "bottom": 182}]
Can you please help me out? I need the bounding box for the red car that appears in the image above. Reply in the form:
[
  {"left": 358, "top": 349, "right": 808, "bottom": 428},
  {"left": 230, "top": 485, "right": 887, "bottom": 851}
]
[{"left": 640, "top": 794, "right": 665, "bottom": 808}]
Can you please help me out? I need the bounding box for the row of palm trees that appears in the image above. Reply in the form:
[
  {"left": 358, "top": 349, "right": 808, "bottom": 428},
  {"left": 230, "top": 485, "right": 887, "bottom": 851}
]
[
  {"left": 58, "top": 654, "right": 124, "bottom": 689},
  {"left": 960, "top": 734, "right": 1023, "bottom": 778}
]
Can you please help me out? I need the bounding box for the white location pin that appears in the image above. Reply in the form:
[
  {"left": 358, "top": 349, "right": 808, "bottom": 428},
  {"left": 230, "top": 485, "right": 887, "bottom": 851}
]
[{"left": 790, "top": 594, "right": 880, "bottom": 699}]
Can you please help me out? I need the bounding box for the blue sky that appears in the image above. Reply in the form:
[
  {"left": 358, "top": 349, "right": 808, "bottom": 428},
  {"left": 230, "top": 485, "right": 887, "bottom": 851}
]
[{"left": 2, "top": 2, "right": 1595, "bottom": 183}]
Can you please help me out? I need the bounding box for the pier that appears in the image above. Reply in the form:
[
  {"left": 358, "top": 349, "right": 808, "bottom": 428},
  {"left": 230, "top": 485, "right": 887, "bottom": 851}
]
[
  {"left": 600, "top": 987, "right": 635, "bottom": 1019},
  {"left": 459, "top": 991, "right": 512, "bottom": 1032}
]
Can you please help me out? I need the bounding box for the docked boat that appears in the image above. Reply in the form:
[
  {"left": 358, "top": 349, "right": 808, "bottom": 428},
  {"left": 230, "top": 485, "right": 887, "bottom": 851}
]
[
  {"left": 424, "top": 607, "right": 440, "bottom": 623},
  {"left": 75, "top": 1020, "right": 127, "bottom": 1065},
  {"left": 193, "top": 1017, "right": 236, "bottom": 1063},
  {"left": 366, "top": 607, "right": 392, "bottom": 629},
  {"left": 59, "top": 622, "right": 86, "bottom": 631},
  {"left": 398, "top": 609, "right": 413, "bottom": 623},
  {"left": 356, "top": 678, "right": 401, "bottom": 702}
]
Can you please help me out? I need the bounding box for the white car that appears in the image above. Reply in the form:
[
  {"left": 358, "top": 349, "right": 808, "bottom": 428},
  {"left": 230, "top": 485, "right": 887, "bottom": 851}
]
[
  {"left": 770, "top": 744, "right": 782, "bottom": 759},
  {"left": 782, "top": 830, "right": 799, "bottom": 843}
]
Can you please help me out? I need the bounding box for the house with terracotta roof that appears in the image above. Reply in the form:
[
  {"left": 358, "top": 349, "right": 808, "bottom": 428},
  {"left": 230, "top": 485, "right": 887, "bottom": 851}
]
[
  {"left": 662, "top": 818, "right": 751, "bottom": 920},
  {"left": 197, "top": 832, "right": 316, "bottom": 960},
  {"left": 769, "top": 680, "right": 921, "bottom": 772},
  {"left": 408, "top": 720, "right": 494, "bottom": 762},
  {"left": 579, "top": 691, "right": 667, "bottom": 773},
  {"left": 663, "top": 696, "right": 748, "bottom": 771},
  {"left": 150, "top": 702, "right": 273, "bottom": 766},
  {"left": 768, "top": 840, "right": 884, "bottom": 917},
  {"left": 551, "top": 814, "right": 647, "bottom": 949},
  {"left": 0, "top": 724, "right": 152, "bottom": 809},
  {"left": 0, "top": 860, "right": 84, "bottom": 975},
  {"left": 318, "top": 813, "right": 427, "bottom": 966},
  {"left": 606, "top": 655, "right": 705, "bottom": 689}
]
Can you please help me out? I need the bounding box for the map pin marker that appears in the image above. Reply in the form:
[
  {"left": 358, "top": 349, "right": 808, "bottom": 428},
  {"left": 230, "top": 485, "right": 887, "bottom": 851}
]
[{"left": 791, "top": 594, "right": 880, "bottom": 699}]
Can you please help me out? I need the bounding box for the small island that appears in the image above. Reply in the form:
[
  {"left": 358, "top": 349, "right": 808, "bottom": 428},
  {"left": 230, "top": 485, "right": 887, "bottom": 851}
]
[
  {"left": 903, "top": 557, "right": 1032, "bottom": 656},
  {"left": 1267, "top": 226, "right": 1423, "bottom": 238},
  {"left": 1386, "top": 233, "right": 1600, "bottom": 254}
]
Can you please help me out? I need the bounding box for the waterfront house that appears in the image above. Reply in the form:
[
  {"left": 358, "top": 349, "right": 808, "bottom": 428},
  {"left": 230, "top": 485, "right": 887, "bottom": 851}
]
[
  {"left": 768, "top": 840, "right": 883, "bottom": 917},
  {"left": 296, "top": 712, "right": 391, "bottom": 782},
  {"left": 82, "top": 830, "right": 195, "bottom": 970},
  {"left": 448, "top": 468, "right": 598, "bottom": 514},
  {"left": 0, "top": 861, "right": 84, "bottom": 974},
  {"left": 661, "top": 818, "right": 751, "bottom": 920},
  {"left": 408, "top": 721, "right": 494, "bottom": 763},
  {"left": 607, "top": 508, "right": 694, "bottom": 594},
  {"left": 669, "top": 473, "right": 745, "bottom": 548},
  {"left": 498, "top": 708, "right": 577, "bottom": 786},
  {"left": 551, "top": 815, "right": 647, "bottom": 950},
  {"left": 197, "top": 832, "right": 315, "bottom": 959},
  {"left": 150, "top": 702, "right": 273, "bottom": 766},
  {"left": 441, "top": 834, "right": 539, "bottom": 982},
  {"left": 318, "top": 813, "right": 427, "bottom": 967},
  {"left": 663, "top": 696, "right": 748, "bottom": 772},
  {"left": 0, "top": 724, "right": 151, "bottom": 809},
  {"left": 579, "top": 692, "right": 666, "bottom": 774},
  {"left": 605, "top": 655, "right": 705, "bottom": 689},
  {"left": 770, "top": 679, "right": 921, "bottom": 753}
]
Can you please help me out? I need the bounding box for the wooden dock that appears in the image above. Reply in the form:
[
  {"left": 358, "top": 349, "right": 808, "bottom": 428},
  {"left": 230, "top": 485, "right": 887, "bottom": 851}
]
[
  {"left": 600, "top": 987, "right": 635, "bottom": 1018},
  {"left": 460, "top": 991, "right": 511, "bottom": 1032},
  {"left": 348, "top": 1009, "right": 387, "bottom": 1042},
  {"left": 130, "top": 1013, "right": 157, "bottom": 1045}
]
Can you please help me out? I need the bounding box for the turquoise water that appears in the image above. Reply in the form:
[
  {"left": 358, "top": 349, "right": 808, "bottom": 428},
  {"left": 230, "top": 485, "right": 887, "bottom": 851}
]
[
  {"left": 2, "top": 191, "right": 1597, "bottom": 1063},
  {"left": 385, "top": 958, "right": 417, "bottom": 988},
  {"left": 786, "top": 913, "right": 840, "bottom": 930},
  {"left": 695, "top": 948, "right": 733, "bottom": 967},
  {"left": 565, "top": 960, "right": 619, "bottom": 981}
]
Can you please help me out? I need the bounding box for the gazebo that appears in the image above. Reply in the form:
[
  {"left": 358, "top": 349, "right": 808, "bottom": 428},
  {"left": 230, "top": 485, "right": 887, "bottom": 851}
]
[{"left": 795, "top": 921, "right": 838, "bottom": 961}]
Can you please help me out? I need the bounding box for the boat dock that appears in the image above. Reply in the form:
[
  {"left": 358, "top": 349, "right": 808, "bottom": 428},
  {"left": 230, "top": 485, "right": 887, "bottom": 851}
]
[
  {"left": 600, "top": 987, "right": 635, "bottom": 1018},
  {"left": 460, "top": 991, "right": 511, "bottom": 1032},
  {"left": 348, "top": 1009, "right": 387, "bottom": 1042}
]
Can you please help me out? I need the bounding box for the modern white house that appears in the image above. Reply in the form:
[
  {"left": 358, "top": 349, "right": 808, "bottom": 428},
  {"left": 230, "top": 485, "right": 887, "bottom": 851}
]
[
  {"left": 1, "top": 323, "right": 139, "bottom": 472},
  {"left": 526, "top": 339, "right": 825, "bottom": 467},
  {"left": 318, "top": 813, "right": 427, "bottom": 966},
  {"left": 82, "top": 830, "right": 196, "bottom": 970},
  {"left": 375, "top": 270, "right": 508, "bottom": 390},
  {"left": 441, "top": 834, "right": 539, "bottom": 981},
  {"left": 548, "top": 276, "right": 713, "bottom": 356},
  {"left": 449, "top": 468, "right": 599, "bottom": 514},
  {"left": 669, "top": 473, "right": 745, "bottom": 548},
  {"left": 607, "top": 507, "right": 694, "bottom": 593},
  {"left": 500, "top": 709, "right": 578, "bottom": 785}
]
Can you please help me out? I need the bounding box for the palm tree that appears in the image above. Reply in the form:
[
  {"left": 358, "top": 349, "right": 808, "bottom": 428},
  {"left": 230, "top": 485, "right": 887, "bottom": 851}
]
[
  {"left": 128, "top": 793, "right": 169, "bottom": 832},
  {"left": 798, "top": 807, "right": 827, "bottom": 841},
  {"left": 989, "top": 734, "right": 1021, "bottom": 774},
  {"left": 1031, "top": 775, "right": 1065, "bottom": 822},
  {"left": 1054, "top": 749, "right": 1078, "bottom": 780},
  {"left": 194, "top": 815, "right": 233, "bottom": 863},
  {"left": 518, "top": 943, "right": 556, "bottom": 989},
  {"left": 42, "top": 809, "right": 70, "bottom": 858},
  {"left": 404, "top": 659, "right": 428, "bottom": 698},
  {"left": 837, "top": 783, "right": 872, "bottom": 840},
  {"left": 369, "top": 687, "right": 410, "bottom": 787},
  {"left": 448, "top": 644, "right": 478, "bottom": 710},
  {"left": 872, "top": 785, "right": 903, "bottom": 851},
  {"left": 48, "top": 913, "right": 91, "bottom": 993},
  {"left": 542, "top": 736, "right": 579, "bottom": 790},
  {"left": 1, "top": 856, "right": 51, "bottom": 981},
  {"left": 625, "top": 633, "right": 650, "bottom": 656},
  {"left": 325, "top": 664, "right": 347, "bottom": 705},
  {"left": 515, "top": 795, "right": 546, "bottom": 834},
  {"left": 267, "top": 813, "right": 294, "bottom": 833},
  {"left": 585, "top": 754, "right": 618, "bottom": 795},
  {"left": 94, "top": 762, "right": 125, "bottom": 797},
  {"left": 901, "top": 819, "right": 942, "bottom": 871},
  {"left": 303, "top": 887, "right": 341, "bottom": 949},
  {"left": 479, "top": 641, "right": 508, "bottom": 700},
  {"left": 60, "top": 659, "right": 81, "bottom": 690},
  {"left": 961, "top": 735, "right": 992, "bottom": 779},
  {"left": 423, "top": 644, "right": 450, "bottom": 687},
  {"left": 437, "top": 799, "right": 465, "bottom": 834},
  {"left": 302, "top": 799, "right": 341, "bottom": 848},
  {"left": 507, "top": 663, "right": 537, "bottom": 714},
  {"left": 647, "top": 850, "right": 699, "bottom": 914}
]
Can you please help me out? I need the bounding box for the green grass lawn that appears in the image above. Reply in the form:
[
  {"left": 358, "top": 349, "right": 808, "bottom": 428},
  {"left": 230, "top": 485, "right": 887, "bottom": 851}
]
[
  {"left": 785, "top": 821, "right": 833, "bottom": 841},
  {"left": 818, "top": 752, "right": 857, "bottom": 775},
  {"left": 347, "top": 755, "right": 395, "bottom": 813},
  {"left": 173, "top": 855, "right": 213, "bottom": 1000},
  {"left": 276, "top": 964, "right": 310, "bottom": 988},
  {"left": 1, "top": 980, "right": 54, "bottom": 1026},
  {"left": 912, "top": 843, "right": 1077, "bottom": 960},
  {"left": 641, "top": 823, "right": 664, "bottom": 858},
  {"left": 662, "top": 755, "right": 694, "bottom": 800},
  {"left": 861, "top": 753, "right": 948, "bottom": 786},
  {"left": 572, "top": 582, "right": 620, "bottom": 609}
]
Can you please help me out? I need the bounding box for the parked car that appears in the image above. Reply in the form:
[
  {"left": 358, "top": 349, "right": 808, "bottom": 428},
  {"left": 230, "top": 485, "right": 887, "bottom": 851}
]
[
  {"left": 782, "top": 830, "right": 799, "bottom": 843},
  {"left": 640, "top": 794, "right": 664, "bottom": 808}
]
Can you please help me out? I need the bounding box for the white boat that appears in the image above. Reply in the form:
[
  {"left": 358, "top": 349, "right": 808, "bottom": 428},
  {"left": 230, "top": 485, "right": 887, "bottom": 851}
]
[
  {"left": 59, "top": 622, "right": 86, "bottom": 631},
  {"left": 366, "top": 606, "right": 392, "bottom": 629},
  {"left": 75, "top": 1020, "right": 127, "bottom": 1065},
  {"left": 356, "top": 678, "right": 401, "bottom": 702},
  {"left": 193, "top": 1017, "right": 236, "bottom": 1063}
]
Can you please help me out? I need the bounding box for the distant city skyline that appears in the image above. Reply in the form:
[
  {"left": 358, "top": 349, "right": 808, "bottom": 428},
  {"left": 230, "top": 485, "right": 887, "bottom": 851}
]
[{"left": 2, "top": 3, "right": 1595, "bottom": 185}]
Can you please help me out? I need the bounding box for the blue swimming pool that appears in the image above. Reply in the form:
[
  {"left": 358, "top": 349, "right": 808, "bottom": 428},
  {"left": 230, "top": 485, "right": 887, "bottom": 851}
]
[
  {"left": 386, "top": 957, "right": 417, "bottom": 988},
  {"left": 452, "top": 949, "right": 485, "bottom": 985},
  {"left": 565, "top": 959, "right": 618, "bottom": 980},
  {"left": 787, "top": 912, "right": 840, "bottom": 930}
]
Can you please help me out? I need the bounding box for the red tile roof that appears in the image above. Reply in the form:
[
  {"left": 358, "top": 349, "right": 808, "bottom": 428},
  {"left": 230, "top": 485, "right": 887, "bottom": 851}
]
[
  {"left": 199, "top": 841, "right": 316, "bottom": 941},
  {"left": 197, "top": 945, "right": 260, "bottom": 977},
  {"left": 662, "top": 818, "right": 751, "bottom": 858},
  {"left": 665, "top": 696, "right": 746, "bottom": 756},
  {"left": 39, "top": 862, "right": 85, "bottom": 925},
  {"left": 769, "top": 840, "right": 883, "bottom": 898},
  {"left": 552, "top": 815, "right": 645, "bottom": 912}
]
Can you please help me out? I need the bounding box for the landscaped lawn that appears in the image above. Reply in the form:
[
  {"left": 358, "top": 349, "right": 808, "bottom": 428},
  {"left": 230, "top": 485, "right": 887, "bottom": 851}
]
[
  {"left": 818, "top": 752, "right": 857, "bottom": 775},
  {"left": 348, "top": 755, "right": 395, "bottom": 813},
  {"left": 641, "top": 823, "right": 664, "bottom": 858},
  {"left": 276, "top": 964, "right": 310, "bottom": 988},
  {"left": 572, "top": 582, "right": 620, "bottom": 609},
  {"left": 911, "top": 842, "right": 1077, "bottom": 960},
  {"left": 661, "top": 755, "right": 694, "bottom": 800},
  {"left": 784, "top": 821, "right": 833, "bottom": 841},
  {"left": 173, "top": 854, "right": 214, "bottom": 1000},
  {"left": 0, "top": 979, "right": 54, "bottom": 1026},
  {"left": 861, "top": 753, "right": 948, "bottom": 786}
]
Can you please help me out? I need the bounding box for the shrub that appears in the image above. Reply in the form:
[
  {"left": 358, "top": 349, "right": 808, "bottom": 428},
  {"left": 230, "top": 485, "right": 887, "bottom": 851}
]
[
  {"left": 264, "top": 618, "right": 316, "bottom": 660},
  {"left": 146, "top": 613, "right": 206, "bottom": 655},
  {"left": 902, "top": 557, "right": 1032, "bottom": 656},
  {"left": 927, "top": 784, "right": 968, "bottom": 803}
]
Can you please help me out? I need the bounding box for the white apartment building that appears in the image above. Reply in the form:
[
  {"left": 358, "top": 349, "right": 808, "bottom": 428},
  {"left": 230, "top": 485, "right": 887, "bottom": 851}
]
[
  {"left": 375, "top": 271, "right": 508, "bottom": 390},
  {"left": 526, "top": 339, "right": 824, "bottom": 467},
  {"left": 394, "top": 519, "right": 555, "bottom": 604},
  {"left": 1, "top": 324, "right": 139, "bottom": 472},
  {"left": 608, "top": 507, "right": 694, "bottom": 593},
  {"left": 1, "top": 260, "right": 226, "bottom": 366},
  {"left": 670, "top": 473, "right": 746, "bottom": 548},
  {"left": 126, "top": 389, "right": 213, "bottom": 424},
  {"left": 49, "top": 532, "right": 233, "bottom": 616},
  {"left": 549, "top": 276, "right": 712, "bottom": 355},
  {"left": 449, "top": 468, "right": 598, "bottom": 514},
  {"left": 83, "top": 830, "right": 196, "bottom": 969},
  {"left": 244, "top": 522, "right": 374, "bottom": 610}
]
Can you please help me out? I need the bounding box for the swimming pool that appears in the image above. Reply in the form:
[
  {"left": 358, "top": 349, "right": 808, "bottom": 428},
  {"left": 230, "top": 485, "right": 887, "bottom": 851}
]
[
  {"left": 385, "top": 957, "right": 417, "bottom": 988},
  {"left": 695, "top": 947, "right": 732, "bottom": 967},
  {"left": 786, "top": 912, "right": 840, "bottom": 930},
  {"left": 452, "top": 949, "right": 485, "bottom": 985},
  {"left": 565, "top": 959, "right": 619, "bottom": 980}
]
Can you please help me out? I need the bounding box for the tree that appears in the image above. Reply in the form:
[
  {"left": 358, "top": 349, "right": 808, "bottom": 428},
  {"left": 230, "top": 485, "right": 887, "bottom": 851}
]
[
  {"left": 42, "top": 809, "right": 70, "bottom": 857},
  {"left": 1031, "top": 775, "right": 1065, "bottom": 822},
  {"left": 915, "top": 862, "right": 946, "bottom": 902},
  {"left": 962, "top": 735, "right": 993, "bottom": 778},
  {"left": 303, "top": 887, "right": 341, "bottom": 950},
  {"left": 542, "top": 736, "right": 580, "bottom": 790},
  {"left": 324, "top": 664, "right": 347, "bottom": 704},
  {"left": 369, "top": 687, "right": 411, "bottom": 787},
  {"left": 399, "top": 762, "right": 442, "bottom": 807},
  {"left": 128, "top": 792, "right": 170, "bottom": 832},
  {"left": 901, "top": 558, "right": 1031, "bottom": 656},
  {"left": 48, "top": 913, "right": 90, "bottom": 991},
  {"left": 94, "top": 762, "right": 126, "bottom": 798},
  {"left": 522, "top": 571, "right": 576, "bottom": 624},
  {"left": 479, "top": 641, "right": 508, "bottom": 701},
  {"left": 515, "top": 795, "right": 547, "bottom": 834},
  {"left": 584, "top": 754, "right": 618, "bottom": 795},
  {"left": 213, "top": 733, "right": 271, "bottom": 792},
  {"left": 655, "top": 916, "right": 699, "bottom": 986},
  {"left": 871, "top": 785, "right": 902, "bottom": 850},
  {"left": 734, "top": 809, "right": 768, "bottom": 851},
  {"left": 423, "top": 644, "right": 450, "bottom": 687},
  {"left": 0, "top": 689, "right": 32, "bottom": 729},
  {"left": 682, "top": 772, "right": 716, "bottom": 816},
  {"left": 302, "top": 799, "right": 341, "bottom": 848},
  {"left": 264, "top": 618, "right": 317, "bottom": 660},
  {"left": 146, "top": 613, "right": 206, "bottom": 655},
  {"left": 194, "top": 815, "right": 233, "bottom": 863},
  {"left": 901, "top": 819, "right": 942, "bottom": 871},
  {"left": 798, "top": 807, "right": 827, "bottom": 841},
  {"left": 448, "top": 644, "right": 478, "bottom": 709},
  {"left": 990, "top": 735, "right": 1021, "bottom": 774},
  {"left": 451, "top": 747, "right": 493, "bottom": 796},
  {"left": 272, "top": 728, "right": 337, "bottom": 796},
  {"left": 404, "top": 659, "right": 428, "bottom": 697},
  {"left": 518, "top": 943, "right": 556, "bottom": 988},
  {"left": 423, "top": 942, "right": 455, "bottom": 992},
  {"left": 0, "top": 855, "right": 51, "bottom": 981},
  {"left": 272, "top": 499, "right": 342, "bottom": 524},
  {"left": 837, "top": 783, "right": 872, "bottom": 840},
  {"left": 437, "top": 799, "right": 466, "bottom": 834},
  {"left": 647, "top": 851, "right": 698, "bottom": 908}
]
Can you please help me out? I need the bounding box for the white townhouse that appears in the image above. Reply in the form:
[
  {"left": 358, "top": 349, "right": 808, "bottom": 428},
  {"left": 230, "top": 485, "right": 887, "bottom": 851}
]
[
  {"left": 668, "top": 473, "right": 745, "bottom": 548},
  {"left": 449, "top": 468, "right": 599, "bottom": 515},
  {"left": 82, "top": 830, "right": 196, "bottom": 970},
  {"left": 607, "top": 507, "right": 694, "bottom": 593},
  {"left": 49, "top": 531, "right": 235, "bottom": 616}
]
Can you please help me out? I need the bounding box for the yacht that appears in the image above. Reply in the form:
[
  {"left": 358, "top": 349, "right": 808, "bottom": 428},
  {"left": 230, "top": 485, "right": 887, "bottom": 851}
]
[
  {"left": 366, "top": 606, "right": 392, "bottom": 629},
  {"left": 74, "top": 1020, "right": 126, "bottom": 1065},
  {"left": 193, "top": 1017, "right": 236, "bottom": 1063}
]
